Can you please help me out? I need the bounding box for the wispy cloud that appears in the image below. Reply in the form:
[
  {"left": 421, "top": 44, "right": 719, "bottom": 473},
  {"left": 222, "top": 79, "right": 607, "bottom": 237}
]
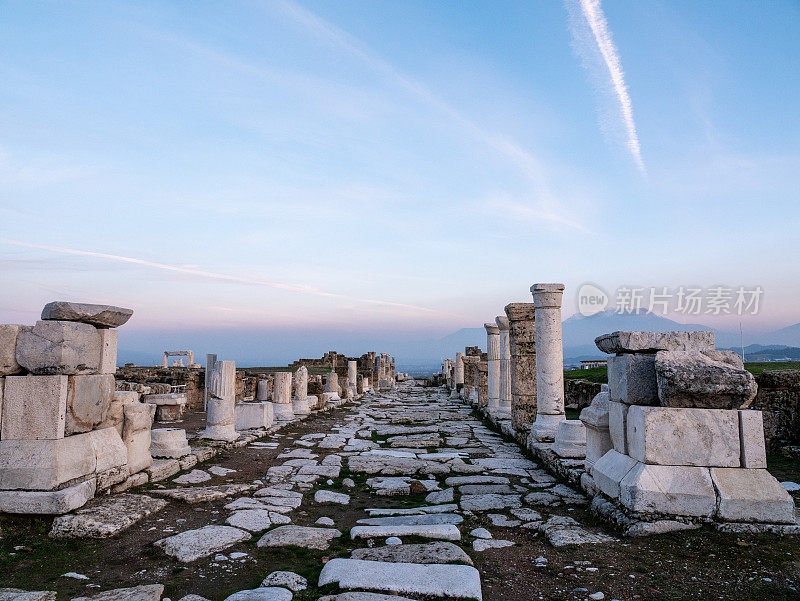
[
  {"left": 567, "top": 0, "right": 646, "bottom": 173},
  {"left": 0, "top": 238, "right": 435, "bottom": 313},
  {"left": 268, "top": 0, "right": 582, "bottom": 231}
]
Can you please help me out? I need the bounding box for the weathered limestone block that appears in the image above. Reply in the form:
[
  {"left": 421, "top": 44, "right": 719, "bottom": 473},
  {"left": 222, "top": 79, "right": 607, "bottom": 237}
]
[
  {"left": 49, "top": 493, "right": 168, "bottom": 539},
  {"left": 98, "top": 328, "right": 118, "bottom": 374},
  {"left": 41, "top": 301, "right": 133, "bottom": 328},
  {"left": 627, "top": 405, "right": 740, "bottom": 467},
  {"left": 505, "top": 303, "right": 536, "bottom": 434},
  {"left": 592, "top": 449, "right": 638, "bottom": 499},
  {"left": 122, "top": 402, "right": 155, "bottom": 474},
  {"left": 0, "top": 324, "right": 29, "bottom": 375},
  {"left": 0, "top": 479, "right": 96, "bottom": 514},
  {"left": 65, "top": 374, "right": 114, "bottom": 435},
  {"left": 710, "top": 467, "right": 795, "bottom": 524},
  {"left": 147, "top": 458, "right": 180, "bottom": 482},
  {"left": 655, "top": 350, "right": 757, "bottom": 409},
  {"left": 595, "top": 331, "right": 715, "bottom": 354},
  {"left": 0, "top": 435, "right": 96, "bottom": 490},
  {"left": 619, "top": 463, "right": 716, "bottom": 517},
  {"left": 552, "top": 420, "right": 586, "bottom": 458},
  {"left": 608, "top": 401, "right": 628, "bottom": 454},
  {"left": 580, "top": 390, "right": 612, "bottom": 473},
  {"left": 1, "top": 375, "right": 68, "bottom": 440},
  {"left": 143, "top": 393, "right": 186, "bottom": 422},
  {"left": 738, "top": 410, "right": 767, "bottom": 468},
  {"left": 235, "top": 402, "right": 274, "bottom": 430},
  {"left": 608, "top": 354, "right": 658, "bottom": 405},
  {"left": 150, "top": 428, "right": 191, "bottom": 459},
  {"left": 16, "top": 320, "right": 101, "bottom": 375},
  {"left": 88, "top": 426, "right": 129, "bottom": 490}
]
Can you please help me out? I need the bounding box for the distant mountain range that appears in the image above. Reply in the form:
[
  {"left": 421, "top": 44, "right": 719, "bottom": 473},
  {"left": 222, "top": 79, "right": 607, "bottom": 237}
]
[{"left": 400, "top": 309, "right": 800, "bottom": 372}]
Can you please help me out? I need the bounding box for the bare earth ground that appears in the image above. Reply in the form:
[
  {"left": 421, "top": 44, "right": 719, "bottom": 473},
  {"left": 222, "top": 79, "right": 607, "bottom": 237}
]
[{"left": 1, "top": 383, "right": 799, "bottom": 601}]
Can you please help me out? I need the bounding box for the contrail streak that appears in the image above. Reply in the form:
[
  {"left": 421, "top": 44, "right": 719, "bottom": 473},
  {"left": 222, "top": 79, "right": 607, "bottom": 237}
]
[
  {"left": 570, "top": 0, "right": 645, "bottom": 173},
  {"left": 0, "top": 238, "right": 434, "bottom": 313}
]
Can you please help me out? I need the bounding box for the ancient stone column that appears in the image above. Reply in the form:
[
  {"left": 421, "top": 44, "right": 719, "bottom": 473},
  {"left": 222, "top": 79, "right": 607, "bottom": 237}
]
[
  {"left": 485, "top": 323, "right": 501, "bottom": 417},
  {"left": 496, "top": 316, "right": 512, "bottom": 419},
  {"left": 348, "top": 360, "right": 357, "bottom": 396},
  {"left": 272, "top": 371, "right": 295, "bottom": 421},
  {"left": 504, "top": 303, "right": 536, "bottom": 435},
  {"left": 292, "top": 366, "right": 311, "bottom": 416},
  {"left": 530, "top": 283, "right": 566, "bottom": 442},
  {"left": 324, "top": 370, "right": 340, "bottom": 400},
  {"left": 202, "top": 359, "right": 238, "bottom": 441},
  {"left": 256, "top": 378, "right": 269, "bottom": 401}
]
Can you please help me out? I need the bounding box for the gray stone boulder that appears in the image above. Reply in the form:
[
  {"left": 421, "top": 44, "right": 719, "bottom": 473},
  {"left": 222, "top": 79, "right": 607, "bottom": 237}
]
[
  {"left": 16, "top": 321, "right": 100, "bottom": 375},
  {"left": 71, "top": 585, "right": 164, "bottom": 601},
  {"left": 655, "top": 350, "right": 757, "bottom": 409},
  {"left": 596, "top": 331, "right": 715, "bottom": 354},
  {"left": 41, "top": 302, "right": 133, "bottom": 328}
]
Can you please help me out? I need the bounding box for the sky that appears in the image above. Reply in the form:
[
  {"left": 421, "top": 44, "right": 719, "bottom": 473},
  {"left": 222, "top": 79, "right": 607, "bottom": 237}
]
[{"left": 1, "top": 1, "right": 799, "bottom": 366}]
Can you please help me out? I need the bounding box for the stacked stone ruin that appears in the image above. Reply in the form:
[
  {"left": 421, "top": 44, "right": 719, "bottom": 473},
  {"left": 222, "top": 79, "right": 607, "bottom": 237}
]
[
  {"left": 0, "top": 301, "right": 149, "bottom": 514},
  {"left": 445, "top": 282, "right": 798, "bottom": 534}
]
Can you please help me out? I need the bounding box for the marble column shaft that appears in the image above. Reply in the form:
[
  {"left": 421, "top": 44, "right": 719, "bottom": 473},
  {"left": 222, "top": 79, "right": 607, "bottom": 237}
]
[
  {"left": 530, "top": 283, "right": 566, "bottom": 442},
  {"left": 203, "top": 359, "right": 238, "bottom": 441},
  {"left": 485, "top": 323, "right": 501, "bottom": 416},
  {"left": 273, "top": 371, "right": 295, "bottom": 421},
  {"left": 495, "top": 316, "right": 512, "bottom": 419}
]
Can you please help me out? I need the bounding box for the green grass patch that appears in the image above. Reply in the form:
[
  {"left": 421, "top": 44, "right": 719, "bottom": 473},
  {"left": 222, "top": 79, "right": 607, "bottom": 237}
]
[
  {"left": 745, "top": 361, "right": 800, "bottom": 375},
  {"left": 563, "top": 366, "right": 608, "bottom": 383}
]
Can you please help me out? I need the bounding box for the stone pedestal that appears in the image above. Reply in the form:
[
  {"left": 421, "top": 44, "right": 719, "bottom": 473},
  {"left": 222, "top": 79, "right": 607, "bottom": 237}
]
[
  {"left": 150, "top": 428, "right": 191, "bottom": 459},
  {"left": 495, "top": 316, "right": 512, "bottom": 420},
  {"left": 272, "top": 372, "right": 295, "bottom": 421},
  {"left": 235, "top": 402, "right": 274, "bottom": 430},
  {"left": 324, "top": 370, "right": 341, "bottom": 402},
  {"left": 485, "top": 324, "right": 500, "bottom": 416},
  {"left": 551, "top": 420, "right": 586, "bottom": 458},
  {"left": 529, "top": 284, "right": 565, "bottom": 443},
  {"left": 202, "top": 360, "right": 238, "bottom": 441}
]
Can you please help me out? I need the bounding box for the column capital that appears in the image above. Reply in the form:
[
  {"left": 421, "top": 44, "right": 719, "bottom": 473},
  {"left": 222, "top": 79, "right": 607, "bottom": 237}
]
[
  {"left": 530, "top": 283, "right": 565, "bottom": 309},
  {"left": 495, "top": 315, "right": 509, "bottom": 330},
  {"left": 484, "top": 323, "right": 499, "bottom": 335}
]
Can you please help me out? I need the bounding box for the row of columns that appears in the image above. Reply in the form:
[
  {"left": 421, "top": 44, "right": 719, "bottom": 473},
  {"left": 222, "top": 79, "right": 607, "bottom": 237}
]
[{"left": 446, "top": 283, "right": 566, "bottom": 447}]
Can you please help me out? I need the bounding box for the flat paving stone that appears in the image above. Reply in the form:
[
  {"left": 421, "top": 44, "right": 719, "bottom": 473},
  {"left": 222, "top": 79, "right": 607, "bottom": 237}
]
[
  {"left": 350, "top": 524, "right": 461, "bottom": 541},
  {"left": 222, "top": 589, "right": 292, "bottom": 601},
  {"left": 225, "top": 509, "right": 273, "bottom": 532},
  {"left": 356, "top": 514, "right": 463, "bottom": 526},
  {"left": 50, "top": 494, "right": 167, "bottom": 539},
  {"left": 318, "top": 558, "right": 483, "bottom": 600},
  {"left": 257, "top": 525, "right": 342, "bottom": 550},
  {"left": 71, "top": 585, "right": 164, "bottom": 601},
  {"left": 351, "top": 541, "right": 473, "bottom": 566},
  {"left": 155, "top": 525, "right": 251, "bottom": 562},
  {"left": 150, "top": 484, "right": 257, "bottom": 504}
]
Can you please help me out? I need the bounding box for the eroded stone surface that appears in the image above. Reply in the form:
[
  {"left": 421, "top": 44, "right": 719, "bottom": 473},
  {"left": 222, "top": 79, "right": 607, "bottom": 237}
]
[
  {"left": 50, "top": 494, "right": 167, "bottom": 539},
  {"left": 156, "top": 525, "right": 251, "bottom": 562}
]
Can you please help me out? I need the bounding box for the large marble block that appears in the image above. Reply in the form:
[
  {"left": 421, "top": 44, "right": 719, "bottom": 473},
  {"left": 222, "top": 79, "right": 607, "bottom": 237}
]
[
  {"left": 552, "top": 420, "right": 586, "bottom": 458},
  {"left": 595, "top": 331, "right": 715, "bottom": 354},
  {"left": 0, "top": 435, "right": 96, "bottom": 490},
  {"left": 65, "top": 374, "right": 114, "bottom": 435},
  {"left": 619, "top": 463, "right": 716, "bottom": 517},
  {"left": 738, "top": 410, "right": 767, "bottom": 469},
  {"left": 626, "top": 406, "right": 740, "bottom": 467},
  {"left": 592, "top": 449, "right": 638, "bottom": 499},
  {"left": 1, "top": 375, "right": 68, "bottom": 440},
  {"left": 0, "top": 479, "right": 96, "bottom": 514},
  {"left": 655, "top": 350, "right": 757, "bottom": 409},
  {"left": 710, "top": 467, "right": 796, "bottom": 524},
  {"left": 235, "top": 402, "right": 274, "bottom": 430},
  {"left": 88, "top": 426, "right": 129, "bottom": 490},
  {"left": 122, "top": 402, "right": 155, "bottom": 474},
  {"left": 16, "top": 320, "right": 101, "bottom": 375},
  {"left": 41, "top": 301, "right": 133, "bottom": 328},
  {"left": 580, "top": 391, "right": 612, "bottom": 473},
  {"left": 608, "top": 401, "right": 628, "bottom": 454},
  {"left": 0, "top": 324, "right": 29, "bottom": 375},
  {"left": 608, "top": 354, "right": 658, "bottom": 405}
]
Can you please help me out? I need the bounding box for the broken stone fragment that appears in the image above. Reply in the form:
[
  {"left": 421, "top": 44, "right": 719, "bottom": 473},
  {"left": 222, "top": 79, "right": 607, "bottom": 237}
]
[
  {"left": 41, "top": 301, "right": 133, "bottom": 328},
  {"left": 0, "top": 324, "right": 30, "bottom": 375},
  {"left": 655, "top": 350, "right": 758, "bottom": 409},
  {"left": 595, "top": 331, "right": 715, "bottom": 354},
  {"left": 71, "top": 584, "right": 163, "bottom": 601}
]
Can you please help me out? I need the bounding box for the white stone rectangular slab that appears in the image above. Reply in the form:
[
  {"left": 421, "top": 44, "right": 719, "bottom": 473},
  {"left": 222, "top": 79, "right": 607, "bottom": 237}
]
[
  {"left": 235, "top": 402, "right": 274, "bottom": 430},
  {"left": 1, "top": 375, "right": 68, "bottom": 440},
  {"left": 0, "top": 479, "right": 95, "bottom": 514},
  {"left": 98, "top": 328, "right": 118, "bottom": 374},
  {"left": 591, "top": 449, "right": 638, "bottom": 499},
  {"left": 0, "top": 435, "right": 96, "bottom": 490},
  {"left": 738, "top": 410, "right": 767, "bottom": 469},
  {"left": 350, "top": 524, "right": 461, "bottom": 541},
  {"left": 65, "top": 374, "right": 114, "bottom": 435},
  {"left": 627, "top": 406, "right": 740, "bottom": 467},
  {"left": 619, "top": 462, "right": 716, "bottom": 517},
  {"left": 710, "top": 467, "right": 796, "bottom": 524},
  {"left": 318, "top": 558, "right": 482, "bottom": 600},
  {"left": 15, "top": 320, "right": 101, "bottom": 375}
]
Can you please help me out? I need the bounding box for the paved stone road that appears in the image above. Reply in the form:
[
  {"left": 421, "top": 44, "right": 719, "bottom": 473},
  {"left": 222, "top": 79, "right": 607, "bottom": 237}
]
[{"left": 9, "top": 381, "right": 617, "bottom": 601}]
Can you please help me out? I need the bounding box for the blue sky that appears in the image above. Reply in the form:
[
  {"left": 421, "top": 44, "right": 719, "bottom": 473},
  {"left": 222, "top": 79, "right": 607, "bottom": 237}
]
[{"left": 1, "top": 1, "right": 798, "bottom": 364}]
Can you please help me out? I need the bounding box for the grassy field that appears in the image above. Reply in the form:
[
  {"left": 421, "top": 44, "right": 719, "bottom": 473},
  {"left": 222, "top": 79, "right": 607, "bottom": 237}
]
[{"left": 564, "top": 361, "right": 800, "bottom": 384}]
